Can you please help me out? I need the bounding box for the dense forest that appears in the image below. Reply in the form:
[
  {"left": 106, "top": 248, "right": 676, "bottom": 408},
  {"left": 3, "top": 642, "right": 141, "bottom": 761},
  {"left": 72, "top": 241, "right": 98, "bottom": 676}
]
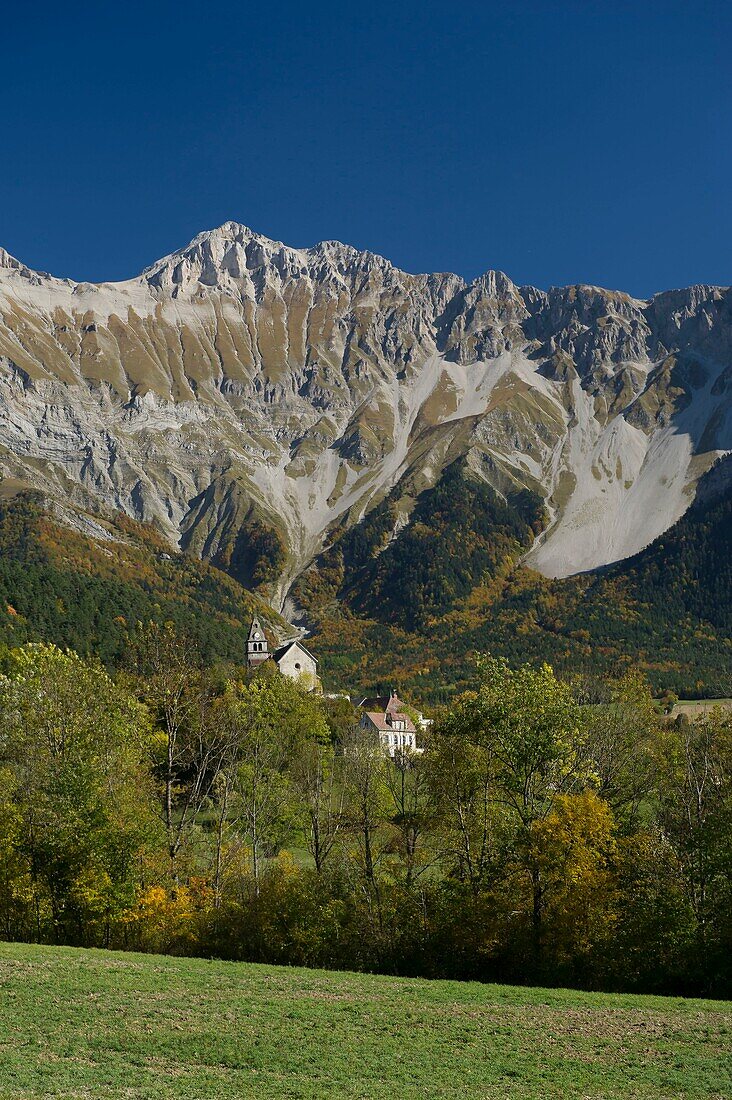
[
  {"left": 0, "top": 636, "right": 729, "bottom": 998},
  {"left": 0, "top": 478, "right": 731, "bottom": 704},
  {"left": 0, "top": 493, "right": 286, "bottom": 665},
  {"left": 332, "top": 462, "right": 545, "bottom": 630},
  {"left": 301, "top": 464, "right": 732, "bottom": 703}
]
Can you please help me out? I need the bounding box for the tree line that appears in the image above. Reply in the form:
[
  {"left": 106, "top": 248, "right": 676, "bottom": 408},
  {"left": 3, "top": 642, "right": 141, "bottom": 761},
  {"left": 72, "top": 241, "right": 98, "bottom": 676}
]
[{"left": 0, "top": 631, "right": 729, "bottom": 997}]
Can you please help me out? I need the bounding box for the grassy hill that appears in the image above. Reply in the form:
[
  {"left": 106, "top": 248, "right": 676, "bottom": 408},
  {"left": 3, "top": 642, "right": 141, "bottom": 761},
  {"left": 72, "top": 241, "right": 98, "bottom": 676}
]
[{"left": 0, "top": 943, "right": 729, "bottom": 1099}]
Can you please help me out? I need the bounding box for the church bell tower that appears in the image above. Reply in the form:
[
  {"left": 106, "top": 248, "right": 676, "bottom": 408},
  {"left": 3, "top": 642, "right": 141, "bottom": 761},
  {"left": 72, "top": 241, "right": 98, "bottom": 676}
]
[{"left": 247, "top": 618, "right": 270, "bottom": 666}]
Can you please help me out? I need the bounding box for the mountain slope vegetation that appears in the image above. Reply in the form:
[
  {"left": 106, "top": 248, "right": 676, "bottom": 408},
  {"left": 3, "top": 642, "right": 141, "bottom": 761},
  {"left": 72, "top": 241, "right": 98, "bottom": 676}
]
[
  {"left": 0, "top": 476, "right": 730, "bottom": 701},
  {"left": 304, "top": 465, "right": 732, "bottom": 702},
  {"left": 0, "top": 491, "right": 287, "bottom": 665}
]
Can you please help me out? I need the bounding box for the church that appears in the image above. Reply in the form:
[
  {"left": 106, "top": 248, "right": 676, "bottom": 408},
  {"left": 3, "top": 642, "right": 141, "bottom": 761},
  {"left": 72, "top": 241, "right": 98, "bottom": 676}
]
[{"left": 246, "top": 618, "right": 320, "bottom": 692}]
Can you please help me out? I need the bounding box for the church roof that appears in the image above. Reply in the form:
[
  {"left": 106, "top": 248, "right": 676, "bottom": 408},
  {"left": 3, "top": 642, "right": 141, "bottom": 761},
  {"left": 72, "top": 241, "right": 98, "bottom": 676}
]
[
  {"left": 359, "top": 695, "right": 390, "bottom": 712},
  {"left": 386, "top": 691, "right": 406, "bottom": 715},
  {"left": 273, "top": 639, "right": 318, "bottom": 665}
]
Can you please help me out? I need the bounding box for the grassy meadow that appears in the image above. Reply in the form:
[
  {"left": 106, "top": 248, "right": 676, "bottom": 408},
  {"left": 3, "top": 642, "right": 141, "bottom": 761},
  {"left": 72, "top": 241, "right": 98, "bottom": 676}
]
[
  {"left": 0, "top": 943, "right": 730, "bottom": 1099},
  {"left": 672, "top": 699, "right": 732, "bottom": 719}
]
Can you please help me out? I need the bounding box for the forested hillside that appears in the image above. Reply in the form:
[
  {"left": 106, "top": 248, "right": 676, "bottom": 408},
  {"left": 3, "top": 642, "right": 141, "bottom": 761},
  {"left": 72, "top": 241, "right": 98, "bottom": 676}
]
[
  {"left": 0, "top": 492, "right": 287, "bottom": 665},
  {"left": 294, "top": 461, "right": 545, "bottom": 631},
  {"left": 0, "top": 472, "right": 730, "bottom": 702},
  {"left": 305, "top": 470, "right": 732, "bottom": 703}
]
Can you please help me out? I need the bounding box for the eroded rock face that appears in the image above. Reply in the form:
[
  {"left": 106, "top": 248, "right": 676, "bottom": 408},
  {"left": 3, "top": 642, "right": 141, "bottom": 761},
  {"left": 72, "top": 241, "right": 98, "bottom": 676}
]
[{"left": 0, "top": 222, "right": 731, "bottom": 608}]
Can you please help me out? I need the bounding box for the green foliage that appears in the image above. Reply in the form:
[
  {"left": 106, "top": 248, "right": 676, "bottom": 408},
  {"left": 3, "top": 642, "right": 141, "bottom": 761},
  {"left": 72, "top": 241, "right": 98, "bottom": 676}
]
[
  {"left": 2, "top": 475, "right": 732, "bottom": 707},
  {"left": 308, "top": 479, "right": 732, "bottom": 705},
  {"left": 0, "top": 644, "right": 158, "bottom": 945},
  {"left": 221, "top": 516, "right": 287, "bottom": 592},
  {"left": 448, "top": 656, "right": 588, "bottom": 824},
  {"left": 225, "top": 676, "right": 331, "bottom": 883},
  {"left": 320, "top": 460, "right": 544, "bottom": 630},
  {"left": 0, "top": 493, "right": 284, "bottom": 667},
  {"left": 0, "top": 631, "right": 731, "bottom": 999},
  {"left": 432, "top": 658, "right": 600, "bottom": 979}
]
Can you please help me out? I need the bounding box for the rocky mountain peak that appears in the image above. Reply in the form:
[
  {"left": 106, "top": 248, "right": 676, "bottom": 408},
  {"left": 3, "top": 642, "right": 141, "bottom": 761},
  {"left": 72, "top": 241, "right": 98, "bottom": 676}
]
[
  {"left": 0, "top": 248, "right": 20, "bottom": 271},
  {"left": 471, "top": 269, "right": 519, "bottom": 298},
  {"left": 142, "top": 222, "right": 281, "bottom": 294},
  {"left": 0, "top": 248, "right": 58, "bottom": 287},
  {"left": 0, "top": 222, "right": 731, "bottom": 610},
  {"left": 646, "top": 284, "right": 732, "bottom": 356}
]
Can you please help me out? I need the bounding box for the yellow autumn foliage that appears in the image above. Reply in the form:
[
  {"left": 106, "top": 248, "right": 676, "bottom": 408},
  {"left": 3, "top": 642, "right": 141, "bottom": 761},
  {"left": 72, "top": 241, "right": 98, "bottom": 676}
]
[{"left": 123, "top": 879, "right": 213, "bottom": 954}]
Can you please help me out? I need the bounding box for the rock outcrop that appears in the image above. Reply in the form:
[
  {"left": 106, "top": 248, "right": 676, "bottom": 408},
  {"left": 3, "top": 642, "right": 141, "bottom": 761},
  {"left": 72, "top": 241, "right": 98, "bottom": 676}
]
[{"left": 1, "top": 222, "right": 730, "bottom": 609}]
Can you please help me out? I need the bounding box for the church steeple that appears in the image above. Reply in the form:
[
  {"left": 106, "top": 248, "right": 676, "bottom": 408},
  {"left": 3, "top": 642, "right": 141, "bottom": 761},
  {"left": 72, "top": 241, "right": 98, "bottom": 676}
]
[{"left": 247, "top": 618, "right": 270, "bottom": 666}]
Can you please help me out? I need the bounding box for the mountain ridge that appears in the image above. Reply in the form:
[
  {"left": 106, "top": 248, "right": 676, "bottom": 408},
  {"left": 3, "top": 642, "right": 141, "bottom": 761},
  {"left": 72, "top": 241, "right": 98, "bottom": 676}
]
[
  {"left": 4, "top": 221, "right": 725, "bottom": 301},
  {"left": 1, "top": 222, "right": 731, "bottom": 617}
]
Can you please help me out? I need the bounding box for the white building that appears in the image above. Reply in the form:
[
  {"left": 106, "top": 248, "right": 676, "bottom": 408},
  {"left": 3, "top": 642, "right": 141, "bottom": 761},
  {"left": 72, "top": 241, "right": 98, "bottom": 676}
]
[
  {"left": 246, "top": 619, "right": 320, "bottom": 691},
  {"left": 272, "top": 639, "right": 319, "bottom": 692},
  {"left": 358, "top": 691, "right": 420, "bottom": 756}
]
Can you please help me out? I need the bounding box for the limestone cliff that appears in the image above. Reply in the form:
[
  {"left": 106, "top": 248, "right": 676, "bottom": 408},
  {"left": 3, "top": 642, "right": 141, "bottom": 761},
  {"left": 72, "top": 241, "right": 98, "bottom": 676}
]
[{"left": 1, "top": 223, "right": 730, "bottom": 610}]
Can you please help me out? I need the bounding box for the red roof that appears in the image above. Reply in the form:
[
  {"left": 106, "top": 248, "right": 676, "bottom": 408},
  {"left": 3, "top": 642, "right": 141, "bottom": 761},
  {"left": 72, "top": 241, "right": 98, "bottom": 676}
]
[
  {"left": 387, "top": 692, "right": 405, "bottom": 714},
  {"left": 362, "top": 711, "right": 416, "bottom": 733}
]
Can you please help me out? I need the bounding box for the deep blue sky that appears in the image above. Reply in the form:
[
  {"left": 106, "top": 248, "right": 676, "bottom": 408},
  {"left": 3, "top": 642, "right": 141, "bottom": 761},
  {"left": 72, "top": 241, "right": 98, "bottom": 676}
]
[{"left": 3, "top": 1, "right": 730, "bottom": 296}]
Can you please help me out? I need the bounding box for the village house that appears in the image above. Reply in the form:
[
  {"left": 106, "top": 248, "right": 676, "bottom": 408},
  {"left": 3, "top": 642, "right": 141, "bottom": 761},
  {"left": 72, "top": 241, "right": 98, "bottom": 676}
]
[
  {"left": 247, "top": 620, "right": 422, "bottom": 748},
  {"left": 357, "top": 690, "right": 422, "bottom": 757},
  {"left": 246, "top": 618, "right": 320, "bottom": 691}
]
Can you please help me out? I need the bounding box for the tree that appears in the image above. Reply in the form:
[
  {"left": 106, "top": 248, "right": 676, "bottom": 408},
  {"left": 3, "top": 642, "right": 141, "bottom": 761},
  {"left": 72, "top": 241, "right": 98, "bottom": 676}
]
[
  {"left": 340, "top": 727, "right": 391, "bottom": 891},
  {"left": 528, "top": 790, "right": 617, "bottom": 978},
  {"left": 585, "top": 671, "right": 661, "bottom": 824},
  {"left": 0, "top": 766, "right": 33, "bottom": 940},
  {"left": 385, "top": 748, "right": 435, "bottom": 888},
  {"left": 608, "top": 826, "right": 696, "bottom": 993},
  {"left": 0, "top": 643, "right": 157, "bottom": 945},
  {"left": 222, "top": 675, "right": 329, "bottom": 893},
  {"left": 126, "top": 624, "right": 232, "bottom": 878},
  {"left": 437, "top": 656, "right": 590, "bottom": 968},
  {"left": 291, "top": 739, "right": 345, "bottom": 873},
  {"left": 428, "top": 728, "right": 503, "bottom": 897},
  {"left": 657, "top": 712, "right": 732, "bottom": 980}
]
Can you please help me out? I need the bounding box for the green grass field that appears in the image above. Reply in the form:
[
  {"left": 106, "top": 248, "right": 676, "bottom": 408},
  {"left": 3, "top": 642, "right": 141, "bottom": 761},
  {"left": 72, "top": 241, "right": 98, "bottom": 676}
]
[{"left": 0, "top": 943, "right": 730, "bottom": 1099}]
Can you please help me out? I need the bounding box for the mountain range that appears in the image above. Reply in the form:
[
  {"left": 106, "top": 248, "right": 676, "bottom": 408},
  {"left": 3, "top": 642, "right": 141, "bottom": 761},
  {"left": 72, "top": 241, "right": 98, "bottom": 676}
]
[{"left": 1, "top": 222, "right": 731, "bottom": 696}]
